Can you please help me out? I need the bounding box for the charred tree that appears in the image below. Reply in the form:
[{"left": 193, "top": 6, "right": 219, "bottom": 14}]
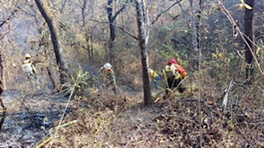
[
  {"left": 135, "top": 0, "right": 152, "bottom": 106},
  {"left": 35, "top": 0, "right": 67, "bottom": 86},
  {"left": 244, "top": 0, "right": 255, "bottom": 79}
]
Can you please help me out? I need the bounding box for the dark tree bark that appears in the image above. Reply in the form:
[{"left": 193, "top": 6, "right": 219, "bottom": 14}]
[
  {"left": 196, "top": 0, "right": 202, "bottom": 67},
  {"left": 0, "top": 52, "right": 3, "bottom": 84},
  {"left": 244, "top": 0, "right": 255, "bottom": 79},
  {"left": 107, "top": 0, "right": 116, "bottom": 63},
  {"left": 135, "top": 0, "right": 152, "bottom": 106},
  {"left": 0, "top": 73, "right": 6, "bottom": 130},
  {"left": 35, "top": 0, "right": 67, "bottom": 85},
  {"left": 0, "top": 96, "right": 6, "bottom": 130},
  {"left": 81, "top": 0, "right": 88, "bottom": 27},
  {"left": 107, "top": 0, "right": 129, "bottom": 63}
]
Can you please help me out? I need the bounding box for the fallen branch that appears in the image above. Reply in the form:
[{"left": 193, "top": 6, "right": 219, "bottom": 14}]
[
  {"left": 35, "top": 120, "right": 78, "bottom": 148},
  {"left": 222, "top": 79, "right": 234, "bottom": 109},
  {"left": 35, "top": 136, "right": 53, "bottom": 148}
]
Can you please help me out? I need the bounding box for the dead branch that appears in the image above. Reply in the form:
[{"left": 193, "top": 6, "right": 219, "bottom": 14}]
[
  {"left": 0, "top": 9, "right": 17, "bottom": 28},
  {"left": 150, "top": 0, "right": 182, "bottom": 26}
]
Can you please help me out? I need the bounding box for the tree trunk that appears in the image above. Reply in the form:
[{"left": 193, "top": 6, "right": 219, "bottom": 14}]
[
  {"left": 135, "top": 0, "right": 152, "bottom": 106},
  {"left": 35, "top": 0, "right": 67, "bottom": 86},
  {"left": 81, "top": 0, "right": 87, "bottom": 27},
  {"left": 0, "top": 63, "right": 5, "bottom": 130},
  {"left": 106, "top": 0, "right": 129, "bottom": 63},
  {"left": 244, "top": 0, "right": 255, "bottom": 79},
  {"left": 0, "top": 52, "right": 3, "bottom": 87},
  {"left": 196, "top": 0, "right": 202, "bottom": 66},
  {"left": 107, "top": 0, "right": 116, "bottom": 63},
  {"left": 190, "top": 0, "right": 199, "bottom": 69}
]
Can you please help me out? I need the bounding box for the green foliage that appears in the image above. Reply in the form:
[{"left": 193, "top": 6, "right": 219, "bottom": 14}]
[
  {"left": 156, "top": 25, "right": 172, "bottom": 41},
  {"left": 160, "top": 25, "right": 172, "bottom": 32},
  {"left": 158, "top": 50, "right": 169, "bottom": 59},
  {"left": 158, "top": 44, "right": 188, "bottom": 65},
  {"left": 62, "top": 69, "right": 92, "bottom": 96}
]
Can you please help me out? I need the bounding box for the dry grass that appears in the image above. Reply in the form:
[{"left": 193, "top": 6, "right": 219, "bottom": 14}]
[{"left": 37, "top": 70, "right": 264, "bottom": 147}]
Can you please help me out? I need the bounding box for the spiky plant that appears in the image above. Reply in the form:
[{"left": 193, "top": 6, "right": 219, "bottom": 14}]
[{"left": 61, "top": 69, "right": 91, "bottom": 97}]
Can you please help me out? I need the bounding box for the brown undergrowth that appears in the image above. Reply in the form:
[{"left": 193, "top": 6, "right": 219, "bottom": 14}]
[
  {"left": 38, "top": 51, "right": 264, "bottom": 147},
  {"left": 41, "top": 80, "right": 264, "bottom": 147}
]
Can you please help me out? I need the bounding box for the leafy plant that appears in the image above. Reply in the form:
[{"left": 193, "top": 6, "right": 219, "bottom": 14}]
[{"left": 61, "top": 69, "right": 92, "bottom": 96}]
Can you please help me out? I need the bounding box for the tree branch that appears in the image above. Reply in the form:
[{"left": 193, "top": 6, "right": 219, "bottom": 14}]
[
  {"left": 112, "top": 0, "right": 130, "bottom": 21},
  {"left": 88, "top": 19, "right": 138, "bottom": 40},
  {"left": 0, "top": 32, "right": 9, "bottom": 41},
  {"left": 0, "top": 10, "right": 16, "bottom": 28},
  {"left": 114, "top": 25, "right": 138, "bottom": 40},
  {"left": 150, "top": 0, "right": 182, "bottom": 26},
  {"left": 217, "top": 0, "right": 262, "bottom": 74}
]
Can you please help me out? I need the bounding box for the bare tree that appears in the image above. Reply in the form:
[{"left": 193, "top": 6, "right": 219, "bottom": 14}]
[
  {"left": 107, "top": 0, "right": 129, "bottom": 63},
  {"left": 135, "top": 0, "right": 152, "bottom": 106},
  {"left": 244, "top": 0, "right": 255, "bottom": 79},
  {"left": 81, "top": 0, "right": 88, "bottom": 27},
  {"left": 190, "top": 0, "right": 199, "bottom": 68},
  {"left": 35, "top": 0, "right": 68, "bottom": 86}
]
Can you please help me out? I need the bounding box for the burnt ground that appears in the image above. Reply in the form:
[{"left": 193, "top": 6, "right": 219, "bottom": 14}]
[{"left": 0, "top": 89, "right": 75, "bottom": 147}]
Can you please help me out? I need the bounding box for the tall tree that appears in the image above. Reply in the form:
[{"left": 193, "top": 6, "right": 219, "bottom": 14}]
[
  {"left": 81, "top": 0, "right": 87, "bottom": 27},
  {"left": 190, "top": 0, "right": 199, "bottom": 68},
  {"left": 107, "top": 0, "right": 129, "bottom": 63},
  {"left": 244, "top": 0, "right": 255, "bottom": 79},
  {"left": 35, "top": 0, "right": 68, "bottom": 86},
  {"left": 135, "top": 0, "right": 152, "bottom": 106}
]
